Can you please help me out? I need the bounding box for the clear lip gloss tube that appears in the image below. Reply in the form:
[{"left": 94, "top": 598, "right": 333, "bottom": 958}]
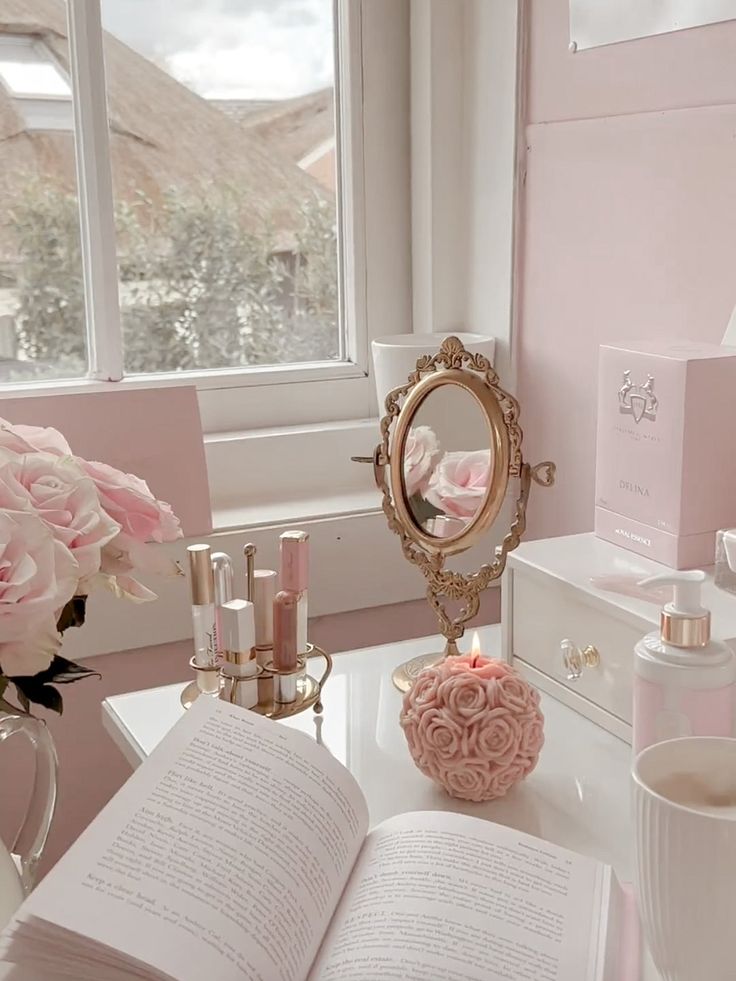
[
  {"left": 187, "top": 544, "right": 219, "bottom": 695},
  {"left": 211, "top": 551, "right": 234, "bottom": 657}
]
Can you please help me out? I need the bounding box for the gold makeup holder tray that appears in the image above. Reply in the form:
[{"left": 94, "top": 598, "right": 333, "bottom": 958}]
[{"left": 181, "top": 644, "right": 333, "bottom": 719}]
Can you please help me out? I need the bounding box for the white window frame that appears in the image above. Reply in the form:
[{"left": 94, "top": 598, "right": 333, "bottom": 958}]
[
  {"left": 0, "top": 0, "right": 413, "bottom": 528},
  {"left": 6, "top": 0, "right": 528, "bottom": 658}
]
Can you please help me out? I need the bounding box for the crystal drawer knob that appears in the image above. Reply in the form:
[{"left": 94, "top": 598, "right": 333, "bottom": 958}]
[{"left": 560, "top": 639, "right": 601, "bottom": 681}]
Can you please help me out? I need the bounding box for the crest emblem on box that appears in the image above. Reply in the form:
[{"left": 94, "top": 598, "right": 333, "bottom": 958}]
[{"left": 618, "top": 370, "right": 658, "bottom": 424}]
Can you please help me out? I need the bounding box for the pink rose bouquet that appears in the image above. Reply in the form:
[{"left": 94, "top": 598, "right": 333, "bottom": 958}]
[
  {"left": 0, "top": 416, "right": 182, "bottom": 714},
  {"left": 425, "top": 449, "right": 491, "bottom": 520},
  {"left": 402, "top": 437, "right": 493, "bottom": 533},
  {"left": 403, "top": 426, "right": 442, "bottom": 498},
  {"left": 400, "top": 654, "right": 544, "bottom": 802}
]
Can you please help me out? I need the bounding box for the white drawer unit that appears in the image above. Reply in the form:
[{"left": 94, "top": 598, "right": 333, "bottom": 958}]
[{"left": 502, "top": 533, "right": 736, "bottom": 743}]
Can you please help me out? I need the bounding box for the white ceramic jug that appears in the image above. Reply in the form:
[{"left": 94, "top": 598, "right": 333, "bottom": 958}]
[{"left": 0, "top": 714, "right": 58, "bottom": 931}]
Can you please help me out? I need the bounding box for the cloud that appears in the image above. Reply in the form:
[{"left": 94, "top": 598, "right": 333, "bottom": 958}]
[{"left": 100, "top": 0, "right": 333, "bottom": 99}]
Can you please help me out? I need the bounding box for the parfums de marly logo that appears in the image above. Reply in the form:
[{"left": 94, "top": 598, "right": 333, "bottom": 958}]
[{"left": 618, "top": 370, "right": 658, "bottom": 424}]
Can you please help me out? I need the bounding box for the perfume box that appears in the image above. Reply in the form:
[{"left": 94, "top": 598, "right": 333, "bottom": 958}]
[{"left": 594, "top": 341, "right": 736, "bottom": 569}]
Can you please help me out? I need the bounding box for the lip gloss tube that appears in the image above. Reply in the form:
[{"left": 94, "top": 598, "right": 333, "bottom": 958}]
[
  {"left": 280, "top": 531, "right": 309, "bottom": 656},
  {"left": 211, "top": 551, "right": 233, "bottom": 657},
  {"left": 273, "top": 590, "right": 298, "bottom": 703},
  {"left": 187, "top": 544, "right": 219, "bottom": 694},
  {"left": 253, "top": 569, "right": 278, "bottom": 668},
  {"left": 220, "top": 599, "right": 258, "bottom": 710}
]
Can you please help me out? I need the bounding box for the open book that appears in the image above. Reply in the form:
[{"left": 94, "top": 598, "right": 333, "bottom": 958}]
[{"left": 0, "top": 698, "right": 638, "bottom": 981}]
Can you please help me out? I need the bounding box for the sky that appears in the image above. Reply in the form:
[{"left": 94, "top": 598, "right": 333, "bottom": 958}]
[{"left": 99, "top": 0, "right": 334, "bottom": 100}]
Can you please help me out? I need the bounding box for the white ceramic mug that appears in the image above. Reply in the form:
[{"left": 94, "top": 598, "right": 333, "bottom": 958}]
[
  {"left": 371, "top": 333, "right": 495, "bottom": 412},
  {"left": 632, "top": 736, "right": 736, "bottom": 981}
]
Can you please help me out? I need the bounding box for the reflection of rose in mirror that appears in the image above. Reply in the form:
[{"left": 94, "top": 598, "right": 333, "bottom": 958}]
[
  {"left": 426, "top": 449, "right": 491, "bottom": 520},
  {"left": 403, "top": 426, "right": 441, "bottom": 497}
]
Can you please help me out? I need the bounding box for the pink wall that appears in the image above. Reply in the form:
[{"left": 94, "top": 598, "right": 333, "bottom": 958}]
[
  {"left": 1, "top": 591, "right": 500, "bottom": 878},
  {"left": 0, "top": 385, "right": 212, "bottom": 536},
  {"left": 519, "top": 0, "right": 736, "bottom": 540}
]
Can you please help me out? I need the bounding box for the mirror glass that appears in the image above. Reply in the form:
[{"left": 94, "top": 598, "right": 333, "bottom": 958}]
[{"left": 401, "top": 383, "right": 493, "bottom": 541}]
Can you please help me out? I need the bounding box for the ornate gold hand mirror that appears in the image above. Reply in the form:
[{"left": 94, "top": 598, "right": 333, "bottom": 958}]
[{"left": 357, "top": 336, "right": 555, "bottom": 691}]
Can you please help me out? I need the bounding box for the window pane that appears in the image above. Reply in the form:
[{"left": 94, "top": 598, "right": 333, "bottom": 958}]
[
  {"left": 0, "top": 15, "right": 87, "bottom": 383},
  {"left": 99, "top": 0, "right": 341, "bottom": 374}
]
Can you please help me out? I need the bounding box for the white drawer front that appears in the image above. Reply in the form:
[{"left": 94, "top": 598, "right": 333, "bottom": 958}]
[{"left": 511, "top": 571, "right": 643, "bottom": 724}]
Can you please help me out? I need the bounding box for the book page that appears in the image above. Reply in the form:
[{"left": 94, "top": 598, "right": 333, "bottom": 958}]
[
  {"left": 2, "top": 698, "right": 368, "bottom": 981},
  {"left": 309, "top": 811, "right": 608, "bottom": 981}
]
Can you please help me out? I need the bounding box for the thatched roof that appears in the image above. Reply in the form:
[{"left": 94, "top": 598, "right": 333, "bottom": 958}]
[
  {"left": 0, "top": 0, "right": 326, "bottom": 249},
  {"left": 215, "top": 88, "right": 334, "bottom": 180}
]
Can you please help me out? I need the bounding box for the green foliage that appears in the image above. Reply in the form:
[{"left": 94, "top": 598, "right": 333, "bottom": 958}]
[
  {"left": 7, "top": 653, "right": 101, "bottom": 716},
  {"left": 8, "top": 181, "right": 87, "bottom": 376},
  {"left": 7, "top": 180, "right": 339, "bottom": 375},
  {"left": 0, "top": 599, "right": 98, "bottom": 716}
]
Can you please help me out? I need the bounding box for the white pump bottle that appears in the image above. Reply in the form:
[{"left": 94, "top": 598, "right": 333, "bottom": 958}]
[{"left": 633, "top": 570, "right": 736, "bottom": 753}]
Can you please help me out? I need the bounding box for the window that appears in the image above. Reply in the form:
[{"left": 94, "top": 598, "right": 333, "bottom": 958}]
[
  {"left": 99, "top": 0, "right": 342, "bottom": 376},
  {"left": 1, "top": 0, "right": 411, "bottom": 506},
  {"left": 0, "top": 36, "right": 71, "bottom": 98},
  {"left": 0, "top": 2, "right": 410, "bottom": 404},
  {"left": 0, "top": 35, "right": 73, "bottom": 131},
  {"left": 0, "top": 27, "right": 84, "bottom": 382}
]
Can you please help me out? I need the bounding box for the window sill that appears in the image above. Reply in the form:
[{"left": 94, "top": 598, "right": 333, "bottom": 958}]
[
  {"left": 205, "top": 417, "right": 380, "bottom": 524},
  {"left": 212, "top": 489, "right": 381, "bottom": 533}
]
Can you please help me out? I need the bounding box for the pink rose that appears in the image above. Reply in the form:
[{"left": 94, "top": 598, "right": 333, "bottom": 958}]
[
  {"left": 417, "top": 708, "right": 462, "bottom": 761},
  {"left": 408, "top": 668, "right": 442, "bottom": 710},
  {"left": 0, "top": 508, "right": 78, "bottom": 643},
  {"left": 442, "top": 763, "right": 495, "bottom": 802},
  {"left": 495, "top": 673, "right": 536, "bottom": 713},
  {"left": 403, "top": 426, "right": 441, "bottom": 498},
  {"left": 519, "top": 715, "right": 545, "bottom": 759},
  {"left": 489, "top": 761, "right": 527, "bottom": 798},
  {"left": 0, "top": 416, "right": 71, "bottom": 456},
  {"left": 0, "top": 449, "right": 120, "bottom": 580},
  {"left": 438, "top": 673, "right": 487, "bottom": 722},
  {"left": 474, "top": 708, "right": 522, "bottom": 766},
  {"left": 81, "top": 460, "right": 181, "bottom": 544},
  {"left": 0, "top": 625, "right": 60, "bottom": 678},
  {"left": 399, "top": 715, "right": 422, "bottom": 759},
  {"left": 426, "top": 449, "right": 491, "bottom": 519},
  {"left": 87, "top": 534, "right": 183, "bottom": 603}
]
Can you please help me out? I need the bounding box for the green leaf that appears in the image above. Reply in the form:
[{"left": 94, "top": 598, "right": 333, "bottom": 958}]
[
  {"left": 9, "top": 654, "right": 100, "bottom": 688},
  {"left": 6, "top": 653, "right": 99, "bottom": 716},
  {"left": 10, "top": 677, "right": 62, "bottom": 715},
  {"left": 0, "top": 694, "right": 27, "bottom": 716},
  {"left": 43, "top": 655, "right": 100, "bottom": 686},
  {"left": 409, "top": 493, "right": 445, "bottom": 525},
  {"left": 56, "top": 596, "right": 88, "bottom": 633}
]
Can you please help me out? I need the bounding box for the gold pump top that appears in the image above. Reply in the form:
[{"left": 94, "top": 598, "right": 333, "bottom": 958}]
[
  {"left": 639, "top": 571, "right": 711, "bottom": 649},
  {"left": 660, "top": 609, "right": 711, "bottom": 649}
]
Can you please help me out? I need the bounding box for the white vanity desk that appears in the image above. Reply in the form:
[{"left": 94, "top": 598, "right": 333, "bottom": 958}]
[{"left": 102, "top": 624, "right": 658, "bottom": 979}]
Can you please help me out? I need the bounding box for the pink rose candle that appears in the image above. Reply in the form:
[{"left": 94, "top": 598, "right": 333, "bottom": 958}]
[{"left": 400, "top": 633, "right": 544, "bottom": 802}]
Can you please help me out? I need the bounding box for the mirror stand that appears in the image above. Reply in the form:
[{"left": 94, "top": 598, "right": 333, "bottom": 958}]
[{"left": 356, "top": 336, "right": 555, "bottom": 693}]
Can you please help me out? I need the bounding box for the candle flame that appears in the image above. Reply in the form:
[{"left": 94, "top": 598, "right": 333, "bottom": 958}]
[{"left": 471, "top": 631, "right": 482, "bottom": 666}]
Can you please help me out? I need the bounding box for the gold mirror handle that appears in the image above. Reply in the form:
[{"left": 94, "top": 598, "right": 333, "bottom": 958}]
[
  {"left": 531, "top": 461, "right": 557, "bottom": 487},
  {"left": 351, "top": 445, "right": 388, "bottom": 492}
]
